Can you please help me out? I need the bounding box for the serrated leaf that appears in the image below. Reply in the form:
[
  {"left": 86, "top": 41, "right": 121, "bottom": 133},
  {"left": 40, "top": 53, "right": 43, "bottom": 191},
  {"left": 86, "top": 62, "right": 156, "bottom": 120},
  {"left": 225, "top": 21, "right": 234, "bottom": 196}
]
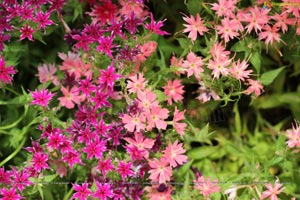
[{"left": 259, "top": 67, "right": 285, "bottom": 86}]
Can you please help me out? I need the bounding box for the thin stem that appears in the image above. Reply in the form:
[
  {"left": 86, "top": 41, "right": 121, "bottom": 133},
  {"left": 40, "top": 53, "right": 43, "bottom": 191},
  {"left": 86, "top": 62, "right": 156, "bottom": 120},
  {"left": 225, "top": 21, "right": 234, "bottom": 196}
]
[{"left": 0, "top": 137, "right": 26, "bottom": 167}]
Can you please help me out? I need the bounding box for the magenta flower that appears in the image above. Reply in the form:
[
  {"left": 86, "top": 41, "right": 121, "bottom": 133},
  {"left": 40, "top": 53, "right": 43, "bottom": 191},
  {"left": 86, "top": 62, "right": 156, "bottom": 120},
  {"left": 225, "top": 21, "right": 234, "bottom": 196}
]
[
  {"left": 31, "top": 153, "right": 49, "bottom": 172},
  {"left": 31, "top": 88, "right": 55, "bottom": 107},
  {"left": 0, "top": 187, "right": 22, "bottom": 200},
  {"left": 72, "top": 183, "right": 92, "bottom": 200},
  {"left": 90, "top": 90, "right": 111, "bottom": 109},
  {"left": 97, "top": 158, "right": 114, "bottom": 178},
  {"left": 96, "top": 36, "right": 115, "bottom": 58},
  {"left": 0, "top": 57, "right": 16, "bottom": 86},
  {"left": 72, "top": 33, "right": 92, "bottom": 52},
  {"left": 11, "top": 168, "right": 31, "bottom": 192},
  {"left": 99, "top": 65, "right": 121, "bottom": 89},
  {"left": 20, "top": 23, "right": 34, "bottom": 41},
  {"left": 0, "top": 33, "right": 10, "bottom": 51},
  {"left": 0, "top": 167, "right": 11, "bottom": 185},
  {"left": 83, "top": 138, "right": 107, "bottom": 159},
  {"left": 62, "top": 150, "right": 83, "bottom": 168},
  {"left": 145, "top": 13, "right": 169, "bottom": 35},
  {"left": 93, "top": 182, "right": 114, "bottom": 200},
  {"left": 117, "top": 161, "right": 134, "bottom": 181},
  {"left": 47, "top": 130, "right": 66, "bottom": 149},
  {"left": 34, "top": 11, "right": 53, "bottom": 29}
]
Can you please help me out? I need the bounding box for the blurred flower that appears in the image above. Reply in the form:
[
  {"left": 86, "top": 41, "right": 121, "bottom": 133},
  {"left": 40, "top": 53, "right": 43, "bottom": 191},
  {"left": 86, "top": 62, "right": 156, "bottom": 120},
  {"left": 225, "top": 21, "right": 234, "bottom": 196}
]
[
  {"left": 0, "top": 57, "right": 16, "bottom": 86},
  {"left": 245, "top": 79, "right": 264, "bottom": 97},
  {"left": 286, "top": 123, "right": 300, "bottom": 148},
  {"left": 58, "top": 86, "right": 84, "bottom": 109},
  {"left": 97, "top": 158, "right": 114, "bottom": 178},
  {"left": 194, "top": 176, "right": 221, "bottom": 198},
  {"left": 261, "top": 181, "right": 284, "bottom": 200},
  {"left": 36, "top": 64, "right": 59, "bottom": 85},
  {"left": 117, "top": 161, "right": 134, "bottom": 181},
  {"left": 0, "top": 188, "right": 22, "bottom": 200},
  {"left": 173, "top": 107, "right": 187, "bottom": 136},
  {"left": 148, "top": 158, "right": 172, "bottom": 184},
  {"left": 87, "top": 1, "right": 117, "bottom": 24},
  {"left": 216, "top": 17, "right": 240, "bottom": 43},
  {"left": 72, "top": 183, "right": 92, "bottom": 200},
  {"left": 145, "top": 13, "right": 169, "bottom": 35},
  {"left": 258, "top": 25, "right": 281, "bottom": 45}
]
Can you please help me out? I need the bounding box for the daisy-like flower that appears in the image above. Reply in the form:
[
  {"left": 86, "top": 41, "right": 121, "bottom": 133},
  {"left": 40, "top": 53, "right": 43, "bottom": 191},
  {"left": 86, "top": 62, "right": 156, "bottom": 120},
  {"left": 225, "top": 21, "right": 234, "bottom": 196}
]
[
  {"left": 97, "top": 158, "right": 114, "bottom": 178},
  {"left": 245, "top": 79, "right": 264, "bottom": 97},
  {"left": 121, "top": 113, "right": 146, "bottom": 132},
  {"left": 127, "top": 73, "right": 148, "bottom": 94},
  {"left": 137, "top": 90, "right": 159, "bottom": 111},
  {"left": 173, "top": 107, "right": 187, "bottom": 136},
  {"left": 0, "top": 57, "right": 16, "bottom": 86},
  {"left": 72, "top": 183, "right": 92, "bottom": 200},
  {"left": 229, "top": 59, "right": 253, "bottom": 81},
  {"left": 216, "top": 17, "right": 240, "bottom": 43},
  {"left": 31, "top": 153, "right": 49, "bottom": 172},
  {"left": 210, "top": 0, "right": 237, "bottom": 17},
  {"left": 194, "top": 176, "right": 221, "bottom": 198},
  {"left": 117, "top": 161, "right": 134, "bottom": 181},
  {"left": 286, "top": 124, "right": 300, "bottom": 148},
  {"left": 163, "top": 140, "right": 188, "bottom": 168},
  {"left": 148, "top": 158, "right": 172, "bottom": 184},
  {"left": 182, "top": 51, "right": 204, "bottom": 80},
  {"left": 182, "top": 13, "right": 208, "bottom": 42},
  {"left": 31, "top": 88, "right": 55, "bottom": 107},
  {"left": 163, "top": 79, "right": 185, "bottom": 105},
  {"left": 261, "top": 182, "right": 284, "bottom": 200},
  {"left": 34, "top": 11, "right": 53, "bottom": 29}
]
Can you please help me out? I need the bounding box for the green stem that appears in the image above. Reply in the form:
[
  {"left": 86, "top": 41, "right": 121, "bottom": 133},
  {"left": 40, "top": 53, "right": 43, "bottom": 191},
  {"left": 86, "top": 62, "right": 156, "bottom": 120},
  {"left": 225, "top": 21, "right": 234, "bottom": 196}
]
[
  {"left": 3, "top": 86, "right": 20, "bottom": 96},
  {"left": 0, "top": 137, "right": 26, "bottom": 167}
]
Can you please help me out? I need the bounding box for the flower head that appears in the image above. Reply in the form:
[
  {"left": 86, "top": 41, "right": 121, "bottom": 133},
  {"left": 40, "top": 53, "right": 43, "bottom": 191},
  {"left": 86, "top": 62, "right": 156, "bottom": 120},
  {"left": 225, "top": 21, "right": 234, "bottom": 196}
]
[
  {"left": 163, "top": 140, "right": 188, "bottom": 168},
  {"left": 20, "top": 24, "right": 34, "bottom": 41},
  {"left": 286, "top": 124, "right": 300, "bottom": 148},
  {"left": 183, "top": 13, "right": 208, "bottom": 42},
  {"left": 0, "top": 57, "right": 16, "bottom": 86},
  {"left": 72, "top": 183, "right": 92, "bottom": 200},
  {"left": 145, "top": 13, "right": 169, "bottom": 35},
  {"left": 31, "top": 88, "right": 55, "bottom": 107},
  {"left": 261, "top": 182, "right": 284, "bottom": 200},
  {"left": 245, "top": 79, "right": 264, "bottom": 97},
  {"left": 148, "top": 158, "right": 172, "bottom": 184},
  {"left": 163, "top": 79, "right": 185, "bottom": 105},
  {"left": 194, "top": 176, "right": 221, "bottom": 198}
]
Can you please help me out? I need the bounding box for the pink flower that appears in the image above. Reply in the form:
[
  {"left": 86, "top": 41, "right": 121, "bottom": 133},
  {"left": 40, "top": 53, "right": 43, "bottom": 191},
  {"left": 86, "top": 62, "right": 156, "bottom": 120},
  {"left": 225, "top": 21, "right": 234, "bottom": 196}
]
[
  {"left": 170, "top": 55, "right": 185, "bottom": 75},
  {"left": 119, "top": 0, "right": 147, "bottom": 19},
  {"left": 97, "top": 158, "right": 114, "bottom": 178},
  {"left": 124, "top": 132, "right": 155, "bottom": 159},
  {"left": 20, "top": 23, "right": 34, "bottom": 41},
  {"left": 88, "top": 1, "right": 117, "bottom": 24},
  {"left": 137, "top": 90, "right": 159, "bottom": 111},
  {"left": 58, "top": 86, "right": 84, "bottom": 109},
  {"left": 72, "top": 183, "right": 92, "bottom": 200},
  {"left": 93, "top": 182, "right": 114, "bottom": 200},
  {"left": 83, "top": 138, "right": 106, "bottom": 159},
  {"left": 210, "top": 0, "right": 237, "bottom": 17},
  {"left": 11, "top": 169, "right": 31, "bottom": 192},
  {"left": 121, "top": 113, "right": 146, "bottom": 132},
  {"left": 245, "top": 79, "right": 264, "bottom": 97},
  {"left": 229, "top": 59, "right": 253, "bottom": 81},
  {"left": 182, "top": 51, "right": 204, "bottom": 80},
  {"left": 261, "top": 182, "right": 284, "bottom": 200},
  {"left": 207, "top": 57, "right": 231, "bottom": 79},
  {"left": 0, "top": 57, "right": 16, "bottom": 86},
  {"left": 145, "top": 13, "right": 169, "bottom": 35},
  {"left": 163, "top": 79, "right": 185, "bottom": 105},
  {"left": 0, "top": 167, "right": 11, "bottom": 185},
  {"left": 173, "top": 107, "right": 187, "bottom": 136},
  {"left": 182, "top": 13, "right": 208, "bottom": 42},
  {"left": 0, "top": 188, "right": 22, "bottom": 200},
  {"left": 145, "top": 184, "right": 173, "bottom": 200},
  {"left": 163, "top": 140, "right": 188, "bottom": 168},
  {"left": 96, "top": 36, "right": 116, "bottom": 58},
  {"left": 31, "top": 153, "right": 49, "bottom": 172},
  {"left": 72, "top": 33, "right": 92, "bottom": 52},
  {"left": 34, "top": 11, "right": 53, "bottom": 29},
  {"left": 286, "top": 124, "right": 300, "bottom": 148},
  {"left": 210, "top": 42, "right": 230, "bottom": 60},
  {"left": 258, "top": 25, "right": 281, "bottom": 45},
  {"left": 127, "top": 73, "right": 148, "bottom": 94},
  {"left": 271, "top": 13, "right": 295, "bottom": 33},
  {"left": 117, "top": 161, "right": 134, "bottom": 181},
  {"left": 36, "top": 64, "right": 59, "bottom": 85},
  {"left": 216, "top": 17, "right": 240, "bottom": 43},
  {"left": 148, "top": 158, "right": 172, "bottom": 184},
  {"left": 146, "top": 106, "right": 169, "bottom": 131},
  {"left": 62, "top": 150, "right": 83, "bottom": 168},
  {"left": 194, "top": 176, "right": 221, "bottom": 198},
  {"left": 31, "top": 88, "right": 55, "bottom": 107}
]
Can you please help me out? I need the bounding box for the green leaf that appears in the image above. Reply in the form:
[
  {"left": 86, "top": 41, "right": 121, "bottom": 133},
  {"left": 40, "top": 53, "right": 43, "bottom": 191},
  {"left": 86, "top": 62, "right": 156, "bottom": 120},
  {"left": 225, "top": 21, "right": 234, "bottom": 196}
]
[
  {"left": 187, "top": 0, "right": 202, "bottom": 15},
  {"left": 250, "top": 52, "right": 261, "bottom": 73},
  {"left": 153, "top": 89, "right": 166, "bottom": 102},
  {"left": 188, "top": 146, "right": 218, "bottom": 160},
  {"left": 43, "top": 174, "right": 58, "bottom": 183},
  {"left": 259, "top": 66, "right": 285, "bottom": 86},
  {"left": 233, "top": 103, "right": 241, "bottom": 134}
]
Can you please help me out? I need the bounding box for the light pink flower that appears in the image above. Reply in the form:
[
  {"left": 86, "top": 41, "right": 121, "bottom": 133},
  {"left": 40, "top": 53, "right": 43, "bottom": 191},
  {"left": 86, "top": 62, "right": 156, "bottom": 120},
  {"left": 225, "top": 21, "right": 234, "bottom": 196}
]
[
  {"left": 230, "top": 59, "right": 253, "bottom": 81},
  {"left": 127, "top": 73, "right": 148, "bottom": 94},
  {"left": 36, "top": 64, "right": 59, "bottom": 85},
  {"left": 173, "top": 107, "right": 187, "bottom": 136},
  {"left": 207, "top": 57, "right": 231, "bottom": 79},
  {"left": 163, "top": 140, "right": 188, "bottom": 168},
  {"left": 182, "top": 51, "right": 204, "bottom": 80},
  {"left": 245, "top": 79, "right": 264, "bottom": 97},
  {"left": 261, "top": 182, "right": 284, "bottom": 200},
  {"left": 148, "top": 158, "right": 172, "bottom": 184},
  {"left": 146, "top": 106, "right": 169, "bottom": 131},
  {"left": 183, "top": 13, "right": 208, "bottom": 42},
  {"left": 121, "top": 113, "right": 146, "bottom": 132},
  {"left": 194, "top": 176, "right": 221, "bottom": 198},
  {"left": 58, "top": 86, "right": 84, "bottom": 109},
  {"left": 163, "top": 79, "right": 185, "bottom": 105},
  {"left": 258, "top": 25, "right": 281, "bottom": 45},
  {"left": 216, "top": 17, "right": 240, "bottom": 43},
  {"left": 286, "top": 124, "right": 300, "bottom": 148}
]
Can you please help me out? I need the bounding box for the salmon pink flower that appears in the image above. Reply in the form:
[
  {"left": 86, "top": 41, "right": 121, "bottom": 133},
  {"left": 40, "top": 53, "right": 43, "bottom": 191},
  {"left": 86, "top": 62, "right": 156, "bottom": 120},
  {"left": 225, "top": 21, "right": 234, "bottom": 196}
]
[
  {"left": 210, "top": 42, "right": 230, "bottom": 60},
  {"left": 36, "top": 64, "right": 59, "bottom": 85},
  {"left": 58, "top": 86, "right": 84, "bottom": 109},
  {"left": 229, "top": 59, "right": 253, "bottom": 81},
  {"left": 163, "top": 140, "right": 187, "bottom": 167},
  {"left": 170, "top": 55, "right": 185, "bottom": 75},
  {"left": 146, "top": 106, "right": 169, "bottom": 131},
  {"left": 245, "top": 79, "right": 264, "bottom": 97},
  {"left": 163, "top": 79, "right": 185, "bottom": 105},
  {"left": 148, "top": 158, "right": 172, "bottom": 184},
  {"left": 286, "top": 124, "right": 300, "bottom": 148},
  {"left": 121, "top": 113, "right": 146, "bottom": 132},
  {"left": 211, "top": 0, "right": 237, "bottom": 17},
  {"left": 72, "top": 183, "right": 92, "bottom": 200},
  {"left": 31, "top": 88, "right": 55, "bottom": 107},
  {"left": 183, "top": 13, "right": 208, "bottom": 42},
  {"left": 261, "top": 182, "right": 284, "bottom": 200},
  {"left": 119, "top": 0, "right": 147, "bottom": 18},
  {"left": 194, "top": 176, "right": 221, "bottom": 198},
  {"left": 137, "top": 90, "right": 159, "bottom": 111},
  {"left": 271, "top": 13, "right": 295, "bottom": 33},
  {"left": 173, "top": 107, "right": 187, "bottom": 136},
  {"left": 127, "top": 73, "right": 148, "bottom": 94},
  {"left": 182, "top": 51, "right": 204, "bottom": 80},
  {"left": 0, "top": 57, "right": 16, "bottom": 86},
  {"left": 241, "top": 6, "right": 270, "bottom": 34}
]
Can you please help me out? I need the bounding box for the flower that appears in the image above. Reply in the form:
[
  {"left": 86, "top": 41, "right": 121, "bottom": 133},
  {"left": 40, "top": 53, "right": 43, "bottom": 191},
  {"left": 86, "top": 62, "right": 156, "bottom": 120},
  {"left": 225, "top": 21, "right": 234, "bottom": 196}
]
[
  {"left": 146, "top": 106, "right": 169, "bottom": 131},
  {"left": 31, "top": 153, "right": 49, "bottom": 172},
  {"left": 34, "top": 11, "right": 53, "bottom": 29},
  {"left": 20, "top": 23, "right": 34, "bottom": 41},
  {"left": 0, "top": 188, "right": 22, "bottom": 200},
  {"left": 96, "top": 36, "right": 116, "bottom": 58},
  {"left": 229, "top": 59, "right": 253, "bottom": 81},
  {"left": 173, "top": 107, "right": 187, "bottom": 136},
  {"left": 145, "top": 13, "right": 169, "bottom": 35},
  {"left": 216, "top": 17, "right": 240, "bottom": 43},
  {"left": 210, "top": 0, "right": 237, "bottom": 17},
  {"left": 194, "top": 176, "right": 221, "bottom": 198},
  {"left": 83, "top": 138, "right": 106, "bottom": 159},
  {"left": 72, "top": 183, "right": 92, "bottom": 200},
  {"left": 0, "top": 57, "right": 16, "bottom": 86},
  {"left": 126, "top": 73, "right": 148, "bottom": 94},
  {"left": 182, "top": 51, "right": 204, "bottom": 80},
  {"left": 97, "top": 158, "right": 114, "bottom": 178},
  {"left": 182, "top": 13, "right": 208, "bottom": 42},
  {"left": 258, "top": 25, "right": 281, "bottom": 45},
  {"left": 286, "top": 124, "right": 300, "bottom": 148},
  {"left": 207, "top": 57, "right": 231, "bottom": 79},
  {"left": 36, "top": 64, "right": 59, "bottom": 85},
  {"left": 121, "top": 113, "right": 146, "bottom": 132},
  {"left": 93, "top": 182, "right": 114, "bottom": 200},
  {"left": 163, "top": 79, "right": 185, "bottom": 105},
  {"left": 31, "top": 88, "right": 55, "bottom": 107},
  {"left": 88, "top": 1, "right": 117, "bottom": 24},
  {"left": 245, "top": 79, "right": 264, "bottom": 97},
  {"left": 62, "top": 150, "right": 83, "bottom": 168},
  {"left": 261, "top": 182, "right": 284, "bottom": 200},
  {"left": 58, "top": 86, "right": 84, "bottom": 109},
  {"left": 148, "top": 158, "right": 172, "bottom": 184},
  {"left": 163, "top": 140, "right": 188, "bottom": 168},
  {"left": 117, "top": 161, "right": 134, "bottom": 181}
]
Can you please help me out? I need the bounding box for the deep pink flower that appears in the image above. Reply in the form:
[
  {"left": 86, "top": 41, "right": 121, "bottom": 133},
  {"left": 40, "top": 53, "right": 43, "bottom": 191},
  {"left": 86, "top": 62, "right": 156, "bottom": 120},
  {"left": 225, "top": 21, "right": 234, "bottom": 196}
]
[
  {"left": 0, "top": 33, "right": 10, "bottom": 51},
  {"left": 31, "top": 153, "right": 49, "bottom": 172},
  {"left": 72, "top": 183, "right": 92, "bottom": 200},
  {"left": 145, "top": 13, "right": 169, "bottom": 35},
  {"left": 20, "top": 24, "right": 34, "bottom": 41},
  {"left": 0, "top": 57, "right": 16, "bottom": 86},
  {"left": 194, "top": 176, "right": 221, "bottom": 198},
  {"left": 78, "top": 77, "right": 96, "bottom": 97},
  {"left": 163, "top": 79, "right": 185, "bottom": 105},
  {"left": 93, "top": 182, "right": 114, "bottom": 200},
  {"left": 163, "top": 140, "right": 188, "bottom": 168},
  {"left": 0, "top": 187, "right": 22, "bottom": 200},
  {"left": 90, "top": 90, "right": 111, "bottom": 109},
  {"left": 0, "top": 167, "right": 11, "bottom": 185},
  {"left": 62, "top": 150, "right": 83, "bottom": 168},
  {"left": 97, "top": 158, "right": 114, "bottom": 178},
  {"left": 83, "top": 138, "right": 107, "bottom": 159},
  {"left": 19, "top": 3, "right": 34, "bottom": 20},
  {"left": 261, "top": 182, "right": 284, "bottom": 200},
  {"left": 96, "top": 37, "right": 116, "bottom": 58},
  {"left": 88, "top": 1, "right": 117, "bottom": 24},
  {"left": 72, "top": 33, "right": 92, "bottom": 52},
  {"left": 11, "top": 169, "right": 31, "bottom": 192},
  {"left": 98, "top": 65, "right": 120, "bottom": 89},
  {"left": 148, "top": 158, "right": 172, "bottom": 184},
  {"left": 47, "top": 130, "right": 66, "bottom": 150},
  {"left": 31, "top": 88, "right": 55, "bottom": 107},
  {"left": 117, "top": 161, "right": 134, "bottom": 181},
  {"left": 35, "top": 11, "right": 53, "bottom": 29},
  {"left": 182, "top": 13, "right": 208, "bottom": 42}
]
